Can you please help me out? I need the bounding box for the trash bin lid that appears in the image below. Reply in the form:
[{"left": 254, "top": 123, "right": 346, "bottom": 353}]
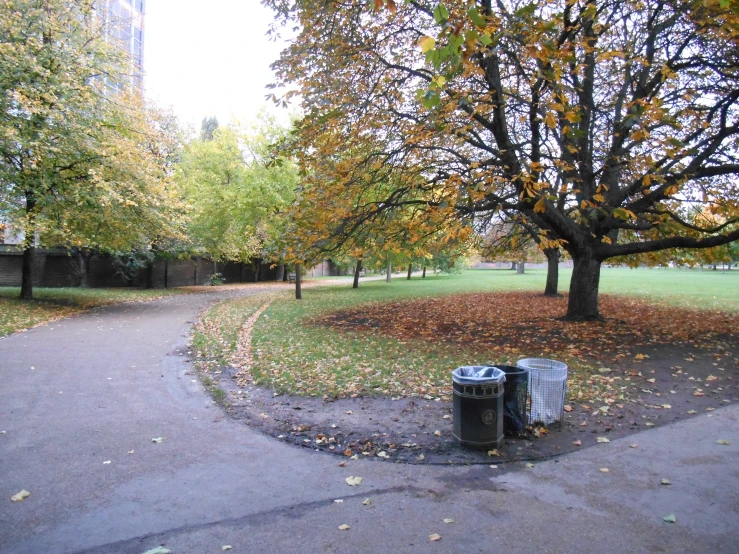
[{"left": 452, "top": 366, "right": 506, "bottom": 385}]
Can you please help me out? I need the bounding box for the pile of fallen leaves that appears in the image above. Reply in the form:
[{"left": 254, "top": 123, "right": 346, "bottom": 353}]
[{"left": 316, "top": 292, "right": 739, "bottom": 362}]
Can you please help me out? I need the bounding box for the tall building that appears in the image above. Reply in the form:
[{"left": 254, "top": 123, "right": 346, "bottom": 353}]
[{"left": 103, "top": 0, "right": 145, "bottom": 92}]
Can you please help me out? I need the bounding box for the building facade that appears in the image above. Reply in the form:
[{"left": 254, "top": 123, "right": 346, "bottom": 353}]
[{"left": 102, "top": 0, "right": 145, "bottom": 91}]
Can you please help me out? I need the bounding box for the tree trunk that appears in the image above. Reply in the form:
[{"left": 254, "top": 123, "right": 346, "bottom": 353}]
[
  {"left": 565, "top": 253, "right": 603, "bottom": 321},
  {"left": 422, "top": 265, "right": 426, "bottom": 278},
  {"left": 277, "top": 263, "right": 285, "bottom": 281},
  {"left": 543, "top": 248, "right": 560, "bottom": 296},
  {"left": 511, "top": 262, "right": 517, "bottom": 271},
  {"left": 386, "top": 261, "right": 392, "bottom": 282},
  {"left": 193, "top": 258, "right": 198, "bottom": 285},
  {"left": 20, "top": 192, "right": 37, "bottom": 300},
  {"left": 20, "top": 245, "right": 35, "bottom": 300},
  {"left": 164, "top": 259, "right": 169, "bottom": 289},
  {"left": 353, "top": 258, "right": 362, "bottom": 289},
  {"left": 516, "top": 261, "right": 525, "bottom": 274},
  {"left": 295, "top": 263, "right": 302, "bottom": 300},
  {"left": 407, "top": 264, "right": 412, "bottom": 280},
  {"left": 78, "top": 249, "right": 92, "bottom": 288},
  {"left": 253, "top": 259, "right": 261, "bottom": 282}
]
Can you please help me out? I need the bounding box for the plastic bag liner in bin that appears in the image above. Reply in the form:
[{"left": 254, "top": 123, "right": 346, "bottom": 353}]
[
  {"left": 451, "top": 366, "right": 506, "bottom": 385},
  {"left": 516, "top": 358, "right": 567, "bottom": 426},
  {"left": 493, "top": 365, "right": 529, "bottom": 436}
]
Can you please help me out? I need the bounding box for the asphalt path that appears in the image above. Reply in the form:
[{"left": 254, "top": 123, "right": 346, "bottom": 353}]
[{"left": 1, "top": 286, "right": 737, "bottom": 553}]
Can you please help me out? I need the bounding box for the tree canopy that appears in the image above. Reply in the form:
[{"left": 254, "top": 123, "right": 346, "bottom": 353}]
[
  {"left": 0, "top": 0, "right": 185, "bottom": 298},
  {"left": 266, "top": 0, "right": 739, "bottom": 319}
]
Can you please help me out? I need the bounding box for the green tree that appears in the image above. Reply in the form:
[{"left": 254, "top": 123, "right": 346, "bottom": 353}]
[
  {"left": 266, "top": 0, "right": 739, "bottom": 320},
  {"left": 0, "top": 0, "right": 182, "bottom": 299},
  {"left": 200, "top": 116, "right": 219, "bottom": 141},
  {"left": 175, "top": 116, "right": 299, "bottom": 269}
]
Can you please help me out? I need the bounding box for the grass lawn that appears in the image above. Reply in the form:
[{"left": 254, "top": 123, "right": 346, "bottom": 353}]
[
  {"left": 191, "top": 267, "right": 738, "bottom": 403},
  {"left": 0, "top": 287, "right": 186, "bottom": 337}
]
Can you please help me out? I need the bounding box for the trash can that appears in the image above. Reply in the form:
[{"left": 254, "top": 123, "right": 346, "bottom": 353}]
[
  {"left": 516, "top": 358, "right": 567, "bottom": 426},
  {"left": 494, "top": 365, "right": 529, "bottom": 436},
  {"left": 452, "top": 366, "right": 506, "bottom": 449}
]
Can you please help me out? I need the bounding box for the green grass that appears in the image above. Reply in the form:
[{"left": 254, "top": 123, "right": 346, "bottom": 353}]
[{"left": 0, "top": 286, "right": 186, "bottom": 337}]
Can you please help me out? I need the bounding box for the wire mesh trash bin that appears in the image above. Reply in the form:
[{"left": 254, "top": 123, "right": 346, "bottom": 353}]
[
  {"left": 452, "top": 366, "right": 506, "bottom": 449},
  {"left": 517, "top": 358, "right": 567, "bottom": 426},
  {"left": 493, "top": 365, "right": 529, "bottom": 436}
]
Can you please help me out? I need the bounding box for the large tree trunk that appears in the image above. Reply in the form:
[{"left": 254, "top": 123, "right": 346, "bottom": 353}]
[
  {"left": 78, "top": 249, "right": 92, "bottom": 288},
  {"left": 565, "top": 252, "right": 603, "bottom": 320},
  {"left": 386, "top": 261, "right": 392, "bottom": 282},
  {"left": 422, "top": 265, "right": 426, "bottom": 278},
  {"left": 295, "top": 263, "right": 302, "bottom": 300},
  {"left": 544, "top": 248, "right": 560, "bottom": 296},
  {"left": 164, "top": 259, "right": 169, "bottom": 289},
  {"left": 406, "top": 264, "right": 412, "bottom": 280},
  {"left": 20, "top": 245, "right": 35, "bottom": 300},
  {"left": 277, "top": 263, "right": 285, "bottom": 281},
  {"left": 253, "top": 259, "right": 261, "bottom": 282},
  {"left": 20, "top": 192, "right": 37, "bottom": 300},
  {"left": 516, "top": 261, "right": 525, "bottom": 274},
  {"left": 353, "top": 258, "right": 362, "bottom": 289}
]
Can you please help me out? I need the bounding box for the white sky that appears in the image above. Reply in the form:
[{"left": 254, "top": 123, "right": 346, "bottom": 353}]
[{"left": 143, "top": 0, "right": 291, "bottom": 133}]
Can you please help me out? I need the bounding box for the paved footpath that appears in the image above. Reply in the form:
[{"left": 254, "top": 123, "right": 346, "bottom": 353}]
[{"left": 1, "top": 288, "right": 737, "bottom": 554}]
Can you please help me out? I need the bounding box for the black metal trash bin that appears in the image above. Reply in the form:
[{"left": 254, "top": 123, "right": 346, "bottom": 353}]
[
  {"left": 494, "top": 365, "right": 529, "bottom": 436},
  {"left": 452, "top": 366, "right": 506, "bottom": 449}
]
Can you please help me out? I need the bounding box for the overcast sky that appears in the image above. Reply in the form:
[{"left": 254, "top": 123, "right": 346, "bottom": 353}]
[{"left": 144, "top": 0, "right": 291, "bottom": 132}]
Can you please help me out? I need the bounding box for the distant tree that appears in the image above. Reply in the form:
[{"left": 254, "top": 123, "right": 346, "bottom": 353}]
[{"left": 200, "top": 116, "right": 219, "bottom": 141}]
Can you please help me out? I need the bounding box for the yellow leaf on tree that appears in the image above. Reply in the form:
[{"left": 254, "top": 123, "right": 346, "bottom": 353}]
[
  {"left": 534, "top": 197, "right": 547, "bottom": 213},
  {"left": 418, "top": 36, "right": 436, "bottom": 53},
  {"left": 544, "top": 112, "right": 557, "bottom": 129}
]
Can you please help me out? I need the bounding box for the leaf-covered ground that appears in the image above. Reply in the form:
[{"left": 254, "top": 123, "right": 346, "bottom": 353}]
[{"left": 193, "top": 271, "right": 738, "bottom": 463}]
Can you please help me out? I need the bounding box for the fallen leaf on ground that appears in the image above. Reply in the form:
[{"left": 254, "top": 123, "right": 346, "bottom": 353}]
[
  {"left": 663, "top": 514, "right": 676, "bottom": 523},
  {"left": 596, "top": 437, "right": 610, "bottom": 443},
  {"left": 334, "top": 499, "right": 343, "bottom": 503},
  {"left": 103, "top": 460, "right": 111, "bottom": 465},
  {"left": 338, "top": 462, "right": 345, "bottom": 467},
  {"left": 128, "top": 450, "right": 134, "bottom": 454},
  {"left": 343, "top": 449, "right": 353, "bottom": 457},
  {"left": 717, "top": 439, "right": 730, "bottom": 445},
  {"left": 377, "top": 451, "right": 389, "bottom": 459},
  {"left": 661, "top": 479, "right": 671, "bottom": 485},
  {"left": 573, "top": 440, "right": 582, "bottom": 446},
  {"left": 564, "top": 405, "right": 572, "bottom": 412},
  {"left": 646, "top": 378, "right": 656, "bottom": 383},
  {"left": 687, "top": 410, "right": 697, "bottom": 415},
  {"left": 661, "top": 404, "right": 672, "bottom": 409},
  {"left": 434, "top": 430, "right": 441, "bottom": 437},
  {"left": 429, "top": 533, "right": 441, "bottom": 541},
  {"left": 600, "top": 468, "right": 609, "bottom": 473},
  {"left": 443, "top": 414, "right": 451, "bottom": 419},
  {"left": 416, "top": 454, "right": 425, "bottom": 461},
  {"left": 222, "top": 547, "right": 233, "bottom": 552},
  {"left": 580, "top": 421, "right": 587, "bottom": 427},
  {"left": 487, "top": 449, "right": 500, "bottom": 457},
  {"left": 363, "top": 498, "right": 371, "bottom": 505},
  {"left": 141, "top": 548, "right": 171, "bottom": 554},
  {"left": 629, "top": 444, "right": 638, "bottom": 448},
  {"left": 443, "top": 518, "right": 455, "bottom": 524},
  {"left": 489, "top": 464, "right": 498, "bottom": 469},
  {"left": 338, "top": 524, "right": 350, "bottom": 531},
  {"left": 525, "top": 462, "right": 534, "bottom": 468},
  {"left": 645, "top": 422, "right": 655, "bottom": 427},
  {"left": 345, "top": 476, "right": 363, "bottom": 486},
  {"left": 151, "top": 437, "right": 164, "bottom": 443},
  {"left": 11, "top": 490, "right": 30, "bottom": 502}
]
